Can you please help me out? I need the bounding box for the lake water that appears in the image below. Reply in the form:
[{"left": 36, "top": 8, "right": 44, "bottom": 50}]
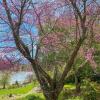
[{"left": 0, "top": 71, "right": 36, "bottom": 84}]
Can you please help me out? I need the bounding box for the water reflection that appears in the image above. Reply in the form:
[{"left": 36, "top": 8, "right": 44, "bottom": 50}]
[{"left": 0, "top": 71, "right": 36, "bottom": 84}]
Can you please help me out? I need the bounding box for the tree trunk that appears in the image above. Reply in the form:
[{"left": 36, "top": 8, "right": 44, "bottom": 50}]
[
  {"left": 76, "top": 82, "right": 81, "bottom": 93},
  {"left": 3, "top": 83, "right": 6, "bottom": 89},
  {"left": 75, "top": 75, "right": 81, "bottom": 93},
  {"left": 43, "top": 91, "right": 59, "bottom": 100},
  {"left": 42, "top": 83, "right": 64, "bottom": 100}
]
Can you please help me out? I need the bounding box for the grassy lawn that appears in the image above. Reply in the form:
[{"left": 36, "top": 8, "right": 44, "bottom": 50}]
[
  {"left": 0, "top": 82, "right": 37, "bottom": 95},
  {"left": 0, "top": 84, "right": 75, "bottom": 100},
  {"left": 0, "top": 83, "right": 75, "bottom": 95},
  {"left": 17, "top": 84, "right": 76, "bottom": 100},
  {"left": 64, "top": 84, "right": 75, "bottom": 90},
  {"left": 0, "top": 82, "right": 100, "bottom": 100},
  {"left": 17, "top": 93, "right": 45, "bottom": 100}
]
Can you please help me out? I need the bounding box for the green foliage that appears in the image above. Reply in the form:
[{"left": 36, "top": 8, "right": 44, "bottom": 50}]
[
  {"left": 65, "top": 63, "right": 94, "bottom": 84},
  {"left": 62, "top": 89, "right": 73, "bottom": 100},
  {"left": 83, "top": 90, "right": 96, "bottom": 100},
  {"left": 83, "top": 80, "right": 97, "bottom": 100},
  {"left": 68, "top": 96, "right": 83, "bottom": 100},
  {"left": 94, "top": 49, "right": 100, "bottom": 67},
  {"left": 59, "top": 89, "right": 83, "bottom": 100},
  {"left": 25, "top": 94, "right": 44, "bottom": 100},
  {"left": 41, "top": 49, "right": 69, "bottom": 71},
  {"left": 64, "top": 84, "right": 75, "bottom": 90},
  {"left": 78, "top": 63, "right": 94, "bottom": 80},
  {"left": 17, "top": 93, "right": 44, "bottom": 100},
  {"left": 8, "top": 84, "right": 19, "bottom": 89},
  {"left": 93, "top": 43, "right": 100, "bottom": 69}
]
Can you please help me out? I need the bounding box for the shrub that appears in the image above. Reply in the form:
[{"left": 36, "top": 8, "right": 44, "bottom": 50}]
[
  {"left": 83, "top": 90, "right": 96, "bottom": 100},
  {"left": 91, "top": 74, "right": 100, "bottom": 83},
  {"left": 25, "top": 94, "right": 43, "bottom": 100},
  {"left": 83, "top": 80, "right": 97, "bottom": 100},
  {"left": 63, "top": 89, "right": 72, "bottom": 99},
  {"left": 64, "top": 64, "right": 94, "bottom": 84}
]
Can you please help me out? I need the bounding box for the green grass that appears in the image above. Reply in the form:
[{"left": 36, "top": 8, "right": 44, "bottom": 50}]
[
  {"left": 18, "top": 84, "right": 75, "bottom": 100},
  {"left": 17, "top": 93, "right": 45, "bottom": 100},
  {"left": 0, "top": 82, "right": 37, "bottom": 95},
  {"left": 17, "top": 85, "right": 100, "bottom": 100},
  {"left": 0, "top": 83, "right": 100, "bottom": 100},
  {"left": 64, "top": 84, "right": 75, "bottom": 89}
]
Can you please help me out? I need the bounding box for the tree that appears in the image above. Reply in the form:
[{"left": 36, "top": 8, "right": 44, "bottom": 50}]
[
  {"left": 0, "top": 0, "right": 99, "bottom": 99},
  {"left": 0, "top": 72, "right": 10, "bottom": 89}
]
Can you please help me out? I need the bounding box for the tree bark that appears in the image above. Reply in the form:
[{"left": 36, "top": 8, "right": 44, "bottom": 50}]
[
  {"left": 75, "top": 75, "right": 81, "bottom": 93},
  {"left": 43, "top": 90, "right": 59, "bottom": 100},
  {"left": 3, "top": 83, "right": 6, "bottom": 89}
]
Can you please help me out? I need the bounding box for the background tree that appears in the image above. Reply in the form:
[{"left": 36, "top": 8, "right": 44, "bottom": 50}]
[{"left": 0, "top": 72, "right": 10, "bottom": 89}]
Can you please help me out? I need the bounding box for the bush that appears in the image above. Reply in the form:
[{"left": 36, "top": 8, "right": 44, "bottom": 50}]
[
  {"left": 83, "top": 90, "right": 97, "bottom": 100},
  {"left": 61, "top": 89, "right": 83, "bottom": 100},
  {"left": 91, "top": 74, "right": 100, "bottom": 83},
  {"left": 62, "top": 89, "right": 73, "bottom": 99},
  {"left": 64, "top": 64, "right": 94, "bottom": 84},
  {"left": 25, "top": 94, "right": 43, "bottom": 100},
  {"left": 83, "top": 80, "right": 97, "bottom": 100},
  {"left": 8, "top": 84, "right": 21, "bottom": 89}
]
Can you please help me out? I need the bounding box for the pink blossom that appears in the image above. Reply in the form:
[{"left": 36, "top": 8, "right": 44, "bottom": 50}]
[
  {"left": 85, "top": 48, "right": 97, "bottom": 69},
  {"left": 95, "top": 34, "right": 100, "bottom": 42}
]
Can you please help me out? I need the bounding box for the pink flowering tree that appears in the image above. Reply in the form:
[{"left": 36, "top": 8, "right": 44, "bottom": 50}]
[{"left": 0, "top": 0, "right": 99, "bottom": 99}]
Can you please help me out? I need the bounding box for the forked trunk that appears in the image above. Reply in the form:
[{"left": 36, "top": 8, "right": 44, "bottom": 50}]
[
  {"left": 43, "top": 91, "right": 59, "bottom": 100},
  {"left": 43, "top": 84, "right": 63, "bottom": 100}
]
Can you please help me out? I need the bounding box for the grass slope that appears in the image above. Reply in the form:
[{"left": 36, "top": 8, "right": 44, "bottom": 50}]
[{"left": 0, "top": 82, "right": 36, "bottom": 95}]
